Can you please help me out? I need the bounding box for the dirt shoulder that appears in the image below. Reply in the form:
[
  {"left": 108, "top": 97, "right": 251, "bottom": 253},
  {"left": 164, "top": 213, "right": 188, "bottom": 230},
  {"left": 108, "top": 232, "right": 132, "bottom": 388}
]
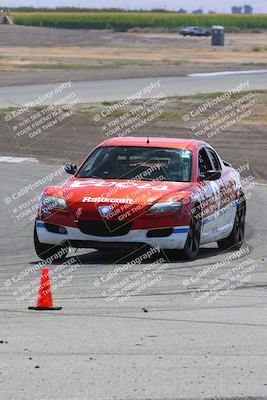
[
  {"left": 1, "top": 92, "right": 266, "bottom": 181},
  {"left": 0, "top": 25, "right": 267, "bottom": 87}
]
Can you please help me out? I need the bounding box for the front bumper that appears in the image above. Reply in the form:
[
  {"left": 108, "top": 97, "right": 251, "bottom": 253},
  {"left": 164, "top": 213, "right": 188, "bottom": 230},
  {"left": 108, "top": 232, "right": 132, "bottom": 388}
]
[{"left": 36, "top": 220, "right": 189, "bottom": 250}]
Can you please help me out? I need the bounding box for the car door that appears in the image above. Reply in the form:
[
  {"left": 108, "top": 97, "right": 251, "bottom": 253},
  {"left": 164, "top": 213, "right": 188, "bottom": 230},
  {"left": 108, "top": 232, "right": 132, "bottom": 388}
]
[
  {"left": 197, "top": 147, "right": 221, "bottom": 244},
  {"left": 206, "top": 147, "right": 236, "bottom": 239}
]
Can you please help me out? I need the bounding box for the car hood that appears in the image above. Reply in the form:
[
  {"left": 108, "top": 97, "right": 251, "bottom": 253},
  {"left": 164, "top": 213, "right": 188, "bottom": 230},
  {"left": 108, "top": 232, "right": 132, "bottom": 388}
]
[
  {"left": 43, "top": 178, "right": 194, "bottom": 221},
  {"left": 61, "top": 178, "right": 193, "bottom": 205}
]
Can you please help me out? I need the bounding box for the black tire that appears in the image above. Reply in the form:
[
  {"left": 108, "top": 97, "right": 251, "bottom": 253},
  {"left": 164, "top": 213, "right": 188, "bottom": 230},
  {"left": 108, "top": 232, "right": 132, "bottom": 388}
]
[
  {"left": 181, "top": 208, "right": 202, "bottom": 260},
  {"left": 217, "top": 200, "right": 246, "bottom": 251},
  {"left": 34, "top": 224, "right": 69, "bottom": 261}
]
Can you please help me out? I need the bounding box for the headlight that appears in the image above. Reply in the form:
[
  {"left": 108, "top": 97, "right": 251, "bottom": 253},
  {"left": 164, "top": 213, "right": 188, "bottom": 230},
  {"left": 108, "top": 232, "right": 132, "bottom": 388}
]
[
  {"left": 147, "top": 201, "right": 183, "bottom": 214},
  {"left": 41, "top": 195, "right": 68, "bottom": 211}
]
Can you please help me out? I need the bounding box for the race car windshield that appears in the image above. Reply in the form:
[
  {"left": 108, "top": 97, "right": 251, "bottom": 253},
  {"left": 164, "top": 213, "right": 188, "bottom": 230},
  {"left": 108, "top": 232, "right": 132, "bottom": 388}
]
[{"left": 78, "top": 146, "right": 193, "bottom": 182}]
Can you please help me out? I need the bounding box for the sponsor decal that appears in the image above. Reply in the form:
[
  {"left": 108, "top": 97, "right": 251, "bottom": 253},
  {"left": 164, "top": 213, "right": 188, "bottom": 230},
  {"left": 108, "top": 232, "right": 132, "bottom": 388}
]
[
  {"left": 70, "top": 179, "right": 170, "bottom": 191},
  {"left": 82, "top": 196, "right": 133, "bottom": 204},
  {"left": 98, "top": 205, "right": 114, "bottom": 218}
]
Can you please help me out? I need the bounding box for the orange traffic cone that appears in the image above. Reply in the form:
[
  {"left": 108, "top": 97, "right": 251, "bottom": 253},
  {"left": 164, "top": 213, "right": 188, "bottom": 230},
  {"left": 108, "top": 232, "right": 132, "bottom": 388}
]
[{"left": 28, "top": 268, "right": 62, "bottom": 310}]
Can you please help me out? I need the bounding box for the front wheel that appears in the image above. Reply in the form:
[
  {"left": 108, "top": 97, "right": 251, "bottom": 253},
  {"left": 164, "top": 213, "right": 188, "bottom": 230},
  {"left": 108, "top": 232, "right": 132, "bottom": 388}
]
[
  {"left": 34, "top": 225, "right": 69, "bottom": 261},
  {"left": 217, "top": 200, "right": 246, "bottom": 251},
  {"left": 181, "top": 210, "right": 201, "bottom": 260}
]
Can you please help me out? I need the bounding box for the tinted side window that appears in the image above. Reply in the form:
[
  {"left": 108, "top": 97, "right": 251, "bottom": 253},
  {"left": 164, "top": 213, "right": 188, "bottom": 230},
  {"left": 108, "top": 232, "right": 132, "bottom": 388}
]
[
  {"left": 206, "top": 148, "right": 222, "bottom": 171},
  {"left": 198, "top": 148, "right": 213, "bottom": 175}
]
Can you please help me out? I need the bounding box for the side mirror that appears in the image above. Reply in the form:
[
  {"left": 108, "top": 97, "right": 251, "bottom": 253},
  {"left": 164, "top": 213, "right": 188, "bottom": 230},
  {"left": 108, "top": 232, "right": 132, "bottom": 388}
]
[
  {"left": 200, "top": 170, "right": 221, "bottom": 181},
  {"left": 64, "top": 163, "right": 77, "bottom": 175}
]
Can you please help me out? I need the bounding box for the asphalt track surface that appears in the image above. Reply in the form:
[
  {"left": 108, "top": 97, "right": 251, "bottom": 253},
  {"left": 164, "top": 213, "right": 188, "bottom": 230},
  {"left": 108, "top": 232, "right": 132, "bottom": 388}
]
[
  {"left": 0, "top": 70, "right": 267, "bottom": 108},
  {"left": 1, "top": 162, "right": 267, "bottom": 400}
]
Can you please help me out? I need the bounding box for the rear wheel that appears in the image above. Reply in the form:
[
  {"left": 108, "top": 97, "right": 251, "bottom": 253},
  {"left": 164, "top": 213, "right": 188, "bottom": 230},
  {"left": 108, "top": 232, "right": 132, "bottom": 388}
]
[
  {"left": 217, "top": 199, "right": 246, "bottom": 251},
  {"left": 181, "top": 209, "right": 201, "bottom": 260},
  {"left": 34, "top": 224, "right": 69, "bottom": 261}
]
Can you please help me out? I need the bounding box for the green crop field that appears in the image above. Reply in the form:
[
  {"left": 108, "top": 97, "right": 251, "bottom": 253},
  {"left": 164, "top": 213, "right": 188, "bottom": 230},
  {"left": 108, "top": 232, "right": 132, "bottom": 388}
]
[{"left": 11, "top": 12, "right": 267, "bottom": 31}]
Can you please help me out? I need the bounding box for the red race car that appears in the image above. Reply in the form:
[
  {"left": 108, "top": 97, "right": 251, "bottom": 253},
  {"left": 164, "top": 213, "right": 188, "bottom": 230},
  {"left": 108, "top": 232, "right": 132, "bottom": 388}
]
[{"left": 34, "top": 137, "right": 246, "bottom": 260}]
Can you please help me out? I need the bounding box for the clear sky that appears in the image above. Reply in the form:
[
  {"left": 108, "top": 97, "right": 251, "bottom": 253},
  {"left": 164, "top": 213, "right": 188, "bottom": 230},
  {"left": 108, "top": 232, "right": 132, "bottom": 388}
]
[{"left": 2, "top": 0, "right": 267, "bottom": 13}]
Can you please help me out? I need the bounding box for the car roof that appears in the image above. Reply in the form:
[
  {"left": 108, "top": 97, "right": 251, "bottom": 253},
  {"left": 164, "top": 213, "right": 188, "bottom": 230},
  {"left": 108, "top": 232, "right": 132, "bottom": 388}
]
[{"left": 101, "top": 137, "right": 209, "bottom": 152}]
